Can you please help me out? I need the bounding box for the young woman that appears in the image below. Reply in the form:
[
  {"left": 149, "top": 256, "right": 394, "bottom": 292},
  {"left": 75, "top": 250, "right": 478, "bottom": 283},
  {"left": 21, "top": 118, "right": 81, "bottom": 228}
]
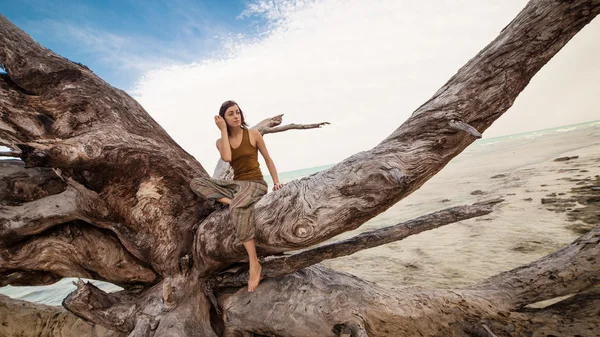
[{"left": 190, "top": 100, "right": 284, "bottom": 292}]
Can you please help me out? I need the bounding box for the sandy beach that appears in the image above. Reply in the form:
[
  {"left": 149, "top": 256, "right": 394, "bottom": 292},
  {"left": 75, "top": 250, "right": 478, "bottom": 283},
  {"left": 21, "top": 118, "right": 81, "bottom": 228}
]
[
  {"left": 320, "top": 121, "right": 600, "bottom": 290},
  {"left": 0, "top": 121, "right": 598, "bottom": 307}
]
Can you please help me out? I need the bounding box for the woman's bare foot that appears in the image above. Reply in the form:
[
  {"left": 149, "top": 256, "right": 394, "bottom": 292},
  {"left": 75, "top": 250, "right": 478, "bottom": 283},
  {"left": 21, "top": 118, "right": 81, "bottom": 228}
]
[
  {"left": 243, "top": 239, "right": 262, "bottom": 292},
  {"left": 217, "top": 197, "right": 231, "bottom": 205},
  {"left": 248, "top": 262, "right": 262, "bottom": 292}
]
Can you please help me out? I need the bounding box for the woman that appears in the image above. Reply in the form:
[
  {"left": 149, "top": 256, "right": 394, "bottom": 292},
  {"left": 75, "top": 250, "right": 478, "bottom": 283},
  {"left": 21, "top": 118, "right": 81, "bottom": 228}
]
[{"left": 190, "top": 100, "right": 284, "bottom": 292}]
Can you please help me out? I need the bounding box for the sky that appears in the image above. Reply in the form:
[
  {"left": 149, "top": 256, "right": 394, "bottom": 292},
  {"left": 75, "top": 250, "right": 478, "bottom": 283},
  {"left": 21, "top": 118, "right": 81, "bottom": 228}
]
[{"left": 2, "top": 0, "right": 599, "bottom": 174}]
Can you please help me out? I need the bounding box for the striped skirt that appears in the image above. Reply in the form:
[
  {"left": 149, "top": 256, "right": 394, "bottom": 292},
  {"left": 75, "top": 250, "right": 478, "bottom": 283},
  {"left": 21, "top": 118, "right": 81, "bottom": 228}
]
[{"left": 190, "top": 176, "right": 268, "bottom": 242}]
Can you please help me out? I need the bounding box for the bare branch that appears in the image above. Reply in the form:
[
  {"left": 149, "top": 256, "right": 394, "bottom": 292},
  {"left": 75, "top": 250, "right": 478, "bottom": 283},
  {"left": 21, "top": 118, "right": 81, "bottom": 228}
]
[
  {"left": 206, "top": 199, "right": 502, "bottom": 293},
  {"left": 0, "top": 2, "right": 599, "bottom": 335},
  {"left": 211, "top": 159, "right": 233, "bottom": 180},
  {"left": 16, "top": 141, "right": 88, "bottom": 168},
  {"left": 0, "top": 270, "right": 61, "bottom": 286},
  {"left": 0, "top": 14, "right": 95, "bottom": 95},
  {"left": 218, "top": 265, "right": 493, "bottom": 337},
  {"left": 0, "top": 177, "right": 111, "bottom": 245},
  {"left": 265, "top": 199, "right": 501, "bottom": 275},
  {"left": 253, "top": 114, "right": 284, "bottom": 130},
  {"left": 0, "top": 75, "right": 47, "bottom": 145},
  {"left": 481, "top": 325, "right": 500, "bottom": 337},
  {"left": 1, "top": 157, "right": 209, "bottom": 277},
  {"left": 1, "top": 185, "right": 79, "bottom": 243},
  {"left": 0, "top": 294, "right": 125, "bottom": 337},
  {"left": 261, "top": 122, "right": 331, "bottom": 135},
  {"left": 0, "top": 222, "right": 158, "bottom": 287},
  {"left": 219, "top": 260, "right": 600, "bottom": 337},
  {"left": 252, "top": 114, "right": 329, "bottom": 134},
  {"left": 2, "top": 13, "right": 213, "bottom": 275}
]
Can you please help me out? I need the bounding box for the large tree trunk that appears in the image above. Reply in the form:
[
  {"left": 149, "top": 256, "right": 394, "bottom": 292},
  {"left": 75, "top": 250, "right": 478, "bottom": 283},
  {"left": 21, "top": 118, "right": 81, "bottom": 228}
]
[{"left": 1, "top": 0, "right": 599, "bottom": 336}]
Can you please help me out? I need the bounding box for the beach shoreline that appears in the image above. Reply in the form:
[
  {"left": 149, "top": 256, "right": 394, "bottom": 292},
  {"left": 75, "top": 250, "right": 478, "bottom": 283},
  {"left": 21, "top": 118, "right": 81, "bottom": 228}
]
[
  {"left": 1, "top": 121, "right": 599, "bottom": 305},
  {"left": 319, "top": 122, "right": 600, "bottom": 290}
]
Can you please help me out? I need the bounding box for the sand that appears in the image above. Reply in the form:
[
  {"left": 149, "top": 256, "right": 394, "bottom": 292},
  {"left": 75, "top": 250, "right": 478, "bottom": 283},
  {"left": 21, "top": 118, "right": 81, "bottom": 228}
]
[
  {"left": 319, "top": 122, "right": 600, "bottom": 289},
  {"left": 1, "top": 122, "right": 598, "bottom": 306}
]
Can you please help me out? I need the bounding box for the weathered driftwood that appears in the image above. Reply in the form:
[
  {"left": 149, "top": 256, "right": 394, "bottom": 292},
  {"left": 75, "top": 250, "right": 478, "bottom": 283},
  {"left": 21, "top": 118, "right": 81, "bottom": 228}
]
[
  {"left": 205, "top": 199, "right": 503, "bottom": 297},
  {"left": 220, "top": 227, "right": 600, "bottom": 337},
  {"left": 0, "top": 294, "right": 124, "bottom": 337},
  {"left": 0, "top": 0, "right": 599, "bottom": 336}
]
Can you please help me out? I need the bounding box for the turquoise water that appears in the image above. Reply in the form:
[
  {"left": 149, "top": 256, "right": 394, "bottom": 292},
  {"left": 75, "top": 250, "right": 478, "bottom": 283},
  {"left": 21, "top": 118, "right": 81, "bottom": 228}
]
[
  {"left": 0, "top": 278, "right": 121, "bottom": 306},
  {"left": 1, "top": 119, "right": 599, "bottom": 306},
  {"left": 269, "top": 163, "right": 334, "bottom": 184},
  {"left": 473, "top": 120, "right": 599, "bottom": 148},
  {"left": 269, "top": 119, "right": 600, "bottom": 182}
]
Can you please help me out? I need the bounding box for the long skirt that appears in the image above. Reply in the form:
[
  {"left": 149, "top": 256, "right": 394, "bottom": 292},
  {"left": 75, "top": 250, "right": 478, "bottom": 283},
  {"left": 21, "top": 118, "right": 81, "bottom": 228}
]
[{"left": 190, "top": 176, "right": 268, "bottom": 242}]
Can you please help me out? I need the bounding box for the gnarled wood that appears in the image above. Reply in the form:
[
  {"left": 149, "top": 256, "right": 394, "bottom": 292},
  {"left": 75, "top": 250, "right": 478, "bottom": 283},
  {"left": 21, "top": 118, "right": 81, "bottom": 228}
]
[
  {"left": 63, "top": 277, "right": 218, "bottom": 337},
  {"left": 0, "top": 15, "right": 212, "bottom": 276},
  {"left": 197, "top": 0, "right": 600, "bottom": 266},
  {"left": 0, "top": 159, "right": 66, "bottom": 206},
  {"left": 260, "top": 121, "right": 330, "bottom": 135},
  {"left": 219, "top": 227, "right": 599, "bottom": 336},
  {"left": 448, "top": 120, "right": 482, "bottom": 139},
  {"left": 0, "top": 0, "right": 599, "bottom": 336},
  {"left": 206, "top": 199, "right": 502, "bottom": 296},
  {"left": 1, "top": 177, "right": 111, "bottom": 245},
  {"left": 0, "top": 294, "right": 124, "bottom": 337},
  {"left": 0, "top": 222, "right": 158, "bottom": 287}
]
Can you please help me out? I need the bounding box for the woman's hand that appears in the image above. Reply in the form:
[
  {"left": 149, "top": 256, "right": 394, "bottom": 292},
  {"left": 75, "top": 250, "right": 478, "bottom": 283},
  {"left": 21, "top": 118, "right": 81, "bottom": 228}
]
[
  {"left": 214, "top": 115, "right": 227, "bottom": 131},
  {"left": 272, "top": 183, "right": 284, "bottom": 191}
]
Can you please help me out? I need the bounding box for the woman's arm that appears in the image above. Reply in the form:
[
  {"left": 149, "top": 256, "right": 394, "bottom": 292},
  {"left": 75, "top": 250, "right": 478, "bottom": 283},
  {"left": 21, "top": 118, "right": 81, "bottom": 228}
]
[
  {"left": 215, "top": 116, "right": 232, "bottom": 162},
  {"left": 252, "top": 129, "right": 284, "bottom": 190}
]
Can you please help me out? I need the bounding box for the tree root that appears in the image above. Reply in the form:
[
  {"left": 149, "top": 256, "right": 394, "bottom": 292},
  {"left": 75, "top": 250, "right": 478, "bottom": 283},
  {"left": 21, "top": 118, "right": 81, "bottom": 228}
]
[
  {"left": 0, "top": 222, "right": 158, "bottom": 287},
  {"left": 0, "top": 294, "right": 125, "bottom": 337}
]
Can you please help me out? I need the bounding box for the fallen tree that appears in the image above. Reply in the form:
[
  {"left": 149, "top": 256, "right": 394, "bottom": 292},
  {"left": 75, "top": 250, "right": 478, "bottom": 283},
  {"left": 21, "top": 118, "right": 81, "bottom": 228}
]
[{"left": 0, "top": 0, "right": 598, "bottom": 336}]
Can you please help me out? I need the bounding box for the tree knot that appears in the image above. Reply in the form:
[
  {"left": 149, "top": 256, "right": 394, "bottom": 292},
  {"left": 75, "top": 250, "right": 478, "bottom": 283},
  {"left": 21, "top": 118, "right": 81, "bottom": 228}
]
[{"left": 293, "top": 223, "right": 314, "bottom": 239}]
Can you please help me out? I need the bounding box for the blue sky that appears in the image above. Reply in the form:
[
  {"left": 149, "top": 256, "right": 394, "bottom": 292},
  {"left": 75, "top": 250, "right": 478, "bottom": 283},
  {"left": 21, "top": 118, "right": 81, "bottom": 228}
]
[
  {"left": 2, "top": 0, "right": 599, "bottom": 172},
  {"left": 1, "top": 0, "right": 263, "bottom": 89}
]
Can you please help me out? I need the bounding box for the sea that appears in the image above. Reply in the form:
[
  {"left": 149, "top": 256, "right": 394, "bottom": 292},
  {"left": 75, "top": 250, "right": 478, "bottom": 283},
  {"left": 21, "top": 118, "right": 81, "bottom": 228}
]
[{"left": 1, "top": 120, "right": 599, "bottom": 306}]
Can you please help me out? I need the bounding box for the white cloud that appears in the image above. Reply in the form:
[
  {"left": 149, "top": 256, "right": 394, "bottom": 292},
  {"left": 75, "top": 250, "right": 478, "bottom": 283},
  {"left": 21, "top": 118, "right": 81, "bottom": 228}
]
[
  {"left": 133, "top": 0, "right": 600, "bottom": 175},
  {"left": 28, "top": 19, "right": 181, "bottom": 72}
]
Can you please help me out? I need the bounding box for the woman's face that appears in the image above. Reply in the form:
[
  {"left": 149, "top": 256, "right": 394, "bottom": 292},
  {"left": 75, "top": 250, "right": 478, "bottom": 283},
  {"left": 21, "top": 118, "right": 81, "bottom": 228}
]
[{"left": 224, "top": 104, "right": 242, "bottom": 128}]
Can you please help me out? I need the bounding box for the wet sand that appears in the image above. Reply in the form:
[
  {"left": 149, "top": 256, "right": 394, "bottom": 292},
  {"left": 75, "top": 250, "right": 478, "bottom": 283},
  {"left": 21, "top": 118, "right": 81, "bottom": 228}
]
[{"left": 320, "top": 122, "right": 600, "bottom": 289}]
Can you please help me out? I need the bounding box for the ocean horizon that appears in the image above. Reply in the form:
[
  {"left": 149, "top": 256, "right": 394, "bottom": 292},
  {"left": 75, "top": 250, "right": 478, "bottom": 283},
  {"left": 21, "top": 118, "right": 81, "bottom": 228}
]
[
  {"left": 1, "top": 118, "right": 599, "bottom": 306},
  {"left": 267, "top": 119, "right": 600, "bottom": 185}
]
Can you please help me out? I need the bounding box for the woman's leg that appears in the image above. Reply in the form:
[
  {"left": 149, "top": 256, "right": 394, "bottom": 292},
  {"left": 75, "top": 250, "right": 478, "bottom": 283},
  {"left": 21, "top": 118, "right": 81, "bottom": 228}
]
[
  {"left": 229, "top": 181, "right": 268, "bottom": 291},
  {"left": 190, "top": 176, "right": 235, "bottom": 206},
  {"left": 242, "top": 239, "right": 261, "bottom": 292},
  {"left": 191, "top": 177, "right": 264, "bottom": 289}
]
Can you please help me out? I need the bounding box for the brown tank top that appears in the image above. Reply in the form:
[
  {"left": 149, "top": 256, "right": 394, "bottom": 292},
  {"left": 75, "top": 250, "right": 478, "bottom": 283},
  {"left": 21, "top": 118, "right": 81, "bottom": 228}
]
[{"left": 230, "top": 129, "right": 264, "bottom": 181}]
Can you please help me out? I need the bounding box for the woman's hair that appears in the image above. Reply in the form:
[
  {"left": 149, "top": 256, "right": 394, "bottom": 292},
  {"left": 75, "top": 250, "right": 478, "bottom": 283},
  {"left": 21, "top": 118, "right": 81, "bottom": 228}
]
[{"left": 219, "top": 100, "right": 249, "bottom": 135}]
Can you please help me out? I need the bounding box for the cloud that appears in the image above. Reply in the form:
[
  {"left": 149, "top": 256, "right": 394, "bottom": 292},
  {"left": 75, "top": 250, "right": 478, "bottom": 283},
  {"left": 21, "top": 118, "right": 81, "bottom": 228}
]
[
  {"left": 16, "top": 0, "right": 251, "bottom": 86},
  {"left": 133, "top": 0, "right": 600, "bottom": 175},
  {"left": 21, "top": 18, "right": 180, "bottom": 74}
]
